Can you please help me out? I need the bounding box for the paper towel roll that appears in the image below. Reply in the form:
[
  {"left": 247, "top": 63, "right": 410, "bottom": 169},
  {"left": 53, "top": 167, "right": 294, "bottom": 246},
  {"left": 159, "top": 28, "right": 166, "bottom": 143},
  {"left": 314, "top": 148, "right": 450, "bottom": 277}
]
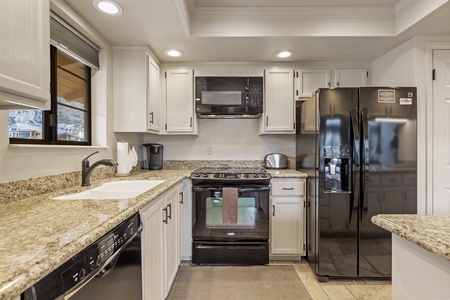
[{"left": 117, "top": 141, "right": 130, "bottom": 175}]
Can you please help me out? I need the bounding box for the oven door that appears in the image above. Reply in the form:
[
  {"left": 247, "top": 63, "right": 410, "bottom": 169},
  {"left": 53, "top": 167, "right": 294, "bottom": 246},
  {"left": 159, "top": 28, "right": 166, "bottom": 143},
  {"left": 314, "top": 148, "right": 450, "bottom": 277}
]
[{"left": 191, "top": 183, "right": 270, "bottom": 265}]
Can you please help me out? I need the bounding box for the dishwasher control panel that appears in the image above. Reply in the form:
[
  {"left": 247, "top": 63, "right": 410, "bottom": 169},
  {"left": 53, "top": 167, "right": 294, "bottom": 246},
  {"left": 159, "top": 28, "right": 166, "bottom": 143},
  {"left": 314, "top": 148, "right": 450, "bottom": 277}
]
[{"left": 21, "top": 213, "right": 141, "bottom": 300}]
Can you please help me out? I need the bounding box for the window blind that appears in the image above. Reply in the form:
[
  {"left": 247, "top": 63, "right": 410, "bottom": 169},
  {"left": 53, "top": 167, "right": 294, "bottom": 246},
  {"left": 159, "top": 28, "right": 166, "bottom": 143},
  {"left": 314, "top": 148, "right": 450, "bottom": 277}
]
[{"left": 50, "top": 13, "right": 100, "bottom": 69}]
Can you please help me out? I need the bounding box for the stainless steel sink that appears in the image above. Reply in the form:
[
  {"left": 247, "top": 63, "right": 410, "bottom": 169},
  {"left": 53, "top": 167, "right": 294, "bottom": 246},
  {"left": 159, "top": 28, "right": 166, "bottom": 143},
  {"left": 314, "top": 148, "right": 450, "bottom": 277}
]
[{"left": 52, "top": 179, "right": 165, "bottom": 200}]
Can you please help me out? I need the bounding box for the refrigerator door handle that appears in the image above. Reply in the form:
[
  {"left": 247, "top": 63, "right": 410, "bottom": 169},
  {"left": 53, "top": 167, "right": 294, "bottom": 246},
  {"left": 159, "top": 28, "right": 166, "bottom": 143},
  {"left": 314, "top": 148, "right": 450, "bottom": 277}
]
[
  {"left": 349, "top": 108, "right": 360, "bottom": 226},
  {"left": 361, "top": 108, "right": 369, "bottom": 223}
]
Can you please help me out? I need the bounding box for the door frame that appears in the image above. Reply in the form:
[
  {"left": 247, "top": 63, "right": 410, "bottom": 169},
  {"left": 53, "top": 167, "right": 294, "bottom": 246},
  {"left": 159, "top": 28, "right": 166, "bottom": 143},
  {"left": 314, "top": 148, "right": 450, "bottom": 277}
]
[{"left": 425, "top": 42, "right": 450, "bottom": 213}]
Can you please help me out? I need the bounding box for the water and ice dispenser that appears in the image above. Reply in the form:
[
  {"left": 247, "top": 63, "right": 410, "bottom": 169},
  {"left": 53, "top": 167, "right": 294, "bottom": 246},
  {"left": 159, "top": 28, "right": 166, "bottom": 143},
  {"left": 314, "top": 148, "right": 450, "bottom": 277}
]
[{"left": 323, "top": 145, "right": 351, "bottom": 193}]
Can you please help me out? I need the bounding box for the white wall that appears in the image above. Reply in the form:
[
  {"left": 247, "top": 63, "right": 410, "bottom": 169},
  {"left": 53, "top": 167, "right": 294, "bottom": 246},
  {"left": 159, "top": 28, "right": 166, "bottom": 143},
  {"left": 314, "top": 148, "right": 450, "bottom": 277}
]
[
  {"left": 0, "top": 1, "right": 118, "bottom": 182},
  {"left": 370, "top": 36, "right": 450, "bottom": 214},
  {"left": 142, "top": 119, "right": 295, "bottom": 162}
]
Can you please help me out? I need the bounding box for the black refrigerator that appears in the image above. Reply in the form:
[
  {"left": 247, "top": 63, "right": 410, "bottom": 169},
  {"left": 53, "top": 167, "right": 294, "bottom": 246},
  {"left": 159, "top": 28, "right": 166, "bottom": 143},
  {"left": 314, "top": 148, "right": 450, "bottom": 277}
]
[{"left": 296, "top": 87, "right": 417, "bottom": 281}]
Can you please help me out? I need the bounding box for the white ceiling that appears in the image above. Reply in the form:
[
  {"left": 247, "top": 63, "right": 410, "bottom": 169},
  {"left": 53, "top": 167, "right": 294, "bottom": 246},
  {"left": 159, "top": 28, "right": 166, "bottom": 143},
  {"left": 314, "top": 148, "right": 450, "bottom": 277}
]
[{"left": 60, "top": 0, "right": 450, "bottom": 64}]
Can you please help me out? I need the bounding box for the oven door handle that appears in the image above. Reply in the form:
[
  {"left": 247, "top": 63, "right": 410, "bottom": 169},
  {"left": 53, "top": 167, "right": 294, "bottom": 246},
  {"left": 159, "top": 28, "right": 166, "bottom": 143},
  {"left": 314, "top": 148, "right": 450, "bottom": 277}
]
[
  {"left": 195, "top": 244, "right": 267, "bottom": 250},
  {"left": 192, "top": 186, "right": 270, "bottom": 192},
  {"left": 238, "top": 186, "right": 270, "bottom": 192}
]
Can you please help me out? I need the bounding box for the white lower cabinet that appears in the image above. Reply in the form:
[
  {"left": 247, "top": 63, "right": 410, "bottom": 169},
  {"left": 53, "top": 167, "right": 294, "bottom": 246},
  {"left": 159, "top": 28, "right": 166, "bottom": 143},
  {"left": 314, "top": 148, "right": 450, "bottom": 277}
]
[
  {"left": 141, "top": 196, "right": 165, "bottom": 300},
  {"left": 270, "top": 178, "right": 306, "bottom": 259},
  {"left": 141, "top": 182, "right": 183, "bottom": 300},
  {"left": 164, "top": 186, "right": 179, "bottom": 296}
]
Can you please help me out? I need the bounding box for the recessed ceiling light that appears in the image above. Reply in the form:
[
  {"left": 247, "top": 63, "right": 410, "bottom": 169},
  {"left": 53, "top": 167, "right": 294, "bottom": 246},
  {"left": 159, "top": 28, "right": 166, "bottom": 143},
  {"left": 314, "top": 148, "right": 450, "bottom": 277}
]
[
  {"left": 93, "top": 0, "right": 123, "bottom": 16},
  {"left": 276, "top": 50, "right": 294, "bottom": 58},
  {"left": 165, "top": 49, "right": 183, "bottom": 57}
]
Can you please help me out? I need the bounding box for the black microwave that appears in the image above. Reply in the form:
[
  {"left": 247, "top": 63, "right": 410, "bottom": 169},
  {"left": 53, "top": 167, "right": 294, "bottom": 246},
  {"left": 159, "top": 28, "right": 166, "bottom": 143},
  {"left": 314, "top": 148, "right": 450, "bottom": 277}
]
[{"left": 195, "top": 76, "right": 263, "bottom": 119}]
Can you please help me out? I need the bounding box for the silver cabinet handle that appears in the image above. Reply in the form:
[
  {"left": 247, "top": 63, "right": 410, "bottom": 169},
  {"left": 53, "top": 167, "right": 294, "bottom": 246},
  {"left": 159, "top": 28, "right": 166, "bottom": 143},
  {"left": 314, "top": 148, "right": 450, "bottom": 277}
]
[
  {"left": 190, "top": 117, "right": 193, "bottom": 127},
  {"left": 179, "top": 191, "right": 183, "bottom": 204},
  {"left": 266, "top": 116, "right": 269, "bottom": 126},
  {"left": 282, "top": 187, "right": 294, "bottom": 190},
  {"left": 272, "top": 205, "right": 275, "bottom": 217}
]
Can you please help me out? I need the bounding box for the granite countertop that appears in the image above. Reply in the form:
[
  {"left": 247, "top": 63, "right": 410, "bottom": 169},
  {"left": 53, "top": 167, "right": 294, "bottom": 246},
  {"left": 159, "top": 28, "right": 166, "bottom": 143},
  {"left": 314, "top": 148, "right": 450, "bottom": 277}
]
[
  {"left": 0, "top": 170, "right": 191, "bottom": 300},
  {"left": 372, "top": 214, "right": 450, "bottom": 262},
  {"left": 266, "top": 169, "right": 308, "bottom": 178},
  {"left": 0, "top": 165, "right": 306, "bottom": 299}
]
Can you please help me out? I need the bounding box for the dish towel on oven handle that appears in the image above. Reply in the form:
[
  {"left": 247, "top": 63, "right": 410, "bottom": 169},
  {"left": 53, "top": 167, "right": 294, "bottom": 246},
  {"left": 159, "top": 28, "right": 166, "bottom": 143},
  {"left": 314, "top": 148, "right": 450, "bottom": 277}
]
[{"left": 222, "top": 187, "right": 238, "bottom": 224}]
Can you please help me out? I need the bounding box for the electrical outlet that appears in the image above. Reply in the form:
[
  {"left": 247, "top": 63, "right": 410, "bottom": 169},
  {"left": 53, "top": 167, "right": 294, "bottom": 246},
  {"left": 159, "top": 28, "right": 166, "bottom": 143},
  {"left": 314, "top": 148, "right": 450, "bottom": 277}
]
[{"left": 207, "top": 145, "right": 213, "bottom": 155}]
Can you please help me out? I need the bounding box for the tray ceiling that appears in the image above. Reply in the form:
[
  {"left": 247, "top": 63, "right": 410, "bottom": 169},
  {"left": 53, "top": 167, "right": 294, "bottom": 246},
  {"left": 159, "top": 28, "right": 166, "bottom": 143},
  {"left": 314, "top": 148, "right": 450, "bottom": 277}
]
[{"left": 59, "top": 0, "right": 450, "bottom": 63}]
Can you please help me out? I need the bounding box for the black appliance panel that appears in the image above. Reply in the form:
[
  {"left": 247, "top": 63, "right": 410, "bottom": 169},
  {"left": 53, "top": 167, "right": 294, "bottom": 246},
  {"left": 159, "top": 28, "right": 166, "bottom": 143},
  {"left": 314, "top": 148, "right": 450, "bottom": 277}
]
[
  {"left": 191, "top": 181, "right": 270, "bottom": 265},
  {"left": 21, "top": 213, "right": 141, "bottom": 300},
  {"left": 195, "top": 77, "right": 263, "bottom": 116}
]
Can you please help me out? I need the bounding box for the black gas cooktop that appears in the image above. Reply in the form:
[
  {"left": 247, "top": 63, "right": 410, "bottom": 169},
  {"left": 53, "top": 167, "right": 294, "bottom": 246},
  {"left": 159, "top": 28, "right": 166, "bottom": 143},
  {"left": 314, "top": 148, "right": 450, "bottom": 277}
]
[{"left": 190, "top": 166, "right": 271, "bottom": 181}]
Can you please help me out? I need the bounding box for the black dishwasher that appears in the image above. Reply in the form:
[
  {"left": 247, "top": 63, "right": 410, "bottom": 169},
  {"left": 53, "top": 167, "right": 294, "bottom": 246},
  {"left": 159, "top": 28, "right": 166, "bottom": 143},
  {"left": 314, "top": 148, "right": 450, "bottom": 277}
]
[{"left": 21, "top": 213, "right": 142, "bottom": 300}]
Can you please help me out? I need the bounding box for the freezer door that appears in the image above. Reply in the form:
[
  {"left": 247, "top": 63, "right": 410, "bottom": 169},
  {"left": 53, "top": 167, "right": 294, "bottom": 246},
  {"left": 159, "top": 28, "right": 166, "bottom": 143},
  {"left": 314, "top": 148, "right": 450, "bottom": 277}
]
[
  {"left": 358, "top": 87, "right": 417, "bottom": 278},
  {"left": 316, "top": 88, "right": 359, "bottom": 278}
]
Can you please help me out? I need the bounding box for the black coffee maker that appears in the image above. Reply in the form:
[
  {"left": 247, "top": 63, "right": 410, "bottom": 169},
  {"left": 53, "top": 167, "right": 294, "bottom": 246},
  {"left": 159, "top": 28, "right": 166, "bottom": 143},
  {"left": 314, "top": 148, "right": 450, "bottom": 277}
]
[{"left": 143, "top": 143, "right": 164, "bottom": 170}]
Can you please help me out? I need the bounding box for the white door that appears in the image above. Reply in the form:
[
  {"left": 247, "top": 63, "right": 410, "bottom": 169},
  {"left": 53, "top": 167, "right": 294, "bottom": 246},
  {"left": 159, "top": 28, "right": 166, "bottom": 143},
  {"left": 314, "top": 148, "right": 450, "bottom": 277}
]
[{"left": 432, "top": 49, "right": 450, "bottom": 214}]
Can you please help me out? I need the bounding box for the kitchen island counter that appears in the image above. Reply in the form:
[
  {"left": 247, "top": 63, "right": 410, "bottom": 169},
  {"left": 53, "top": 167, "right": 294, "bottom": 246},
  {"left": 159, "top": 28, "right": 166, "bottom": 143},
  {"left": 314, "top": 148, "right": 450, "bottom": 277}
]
[
  {"left": 371, "top": 214, "right": 450, "bottom": 262},
  {"left": 372, "top": 214, "right": 450, "bottom": 299}
]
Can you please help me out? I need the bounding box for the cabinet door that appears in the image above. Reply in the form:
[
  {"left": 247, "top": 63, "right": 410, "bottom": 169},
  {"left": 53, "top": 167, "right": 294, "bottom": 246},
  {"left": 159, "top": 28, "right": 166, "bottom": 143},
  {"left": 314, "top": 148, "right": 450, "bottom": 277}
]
[
  {"left": 147, "top": 56, "right": 160, "bottom": 132},
  {"left": 334, "top": 68, "right": 367, "bottom": 87},
  {"left": 141, "top": 198, "right": 165, "bottom": 300},
  {"left": 113, "top": 47, "right": 149, "bottom": 132},
  {"left": 295, "top": 69, "right": 330, "bottom": 99},
  {"left": 300, "top": 95, "right": 318, "bottom": 134},
  {"left": 0, "top": 0, "right": 50, "bottom": 109},
  {"left": 262, "top": 69, "right": 295, "bottom": 133},
  {"left": 271, "top": 196, "right": 305, "bottom": 255},
  {"left": 114, "top": 47, "right": 160, "bottom": 133},
  {"left": 165, "top": 69, "right": 195, "bottom": 134},
  {"left": 164, "top": 187, "right": 179, "bottom": 297}
]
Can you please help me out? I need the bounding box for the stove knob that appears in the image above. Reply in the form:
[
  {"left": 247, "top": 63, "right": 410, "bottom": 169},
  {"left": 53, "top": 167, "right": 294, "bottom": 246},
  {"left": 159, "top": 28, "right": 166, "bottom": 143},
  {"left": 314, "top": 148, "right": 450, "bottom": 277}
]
[
  {"left": 254, "top": 174, "right": 259, "bottom": 178},
  {"left": 261, "top": 174, "right": 267, "bottom": 178},
  {"left": 193, "top": 174, "right": 201, "bottom": 177}
]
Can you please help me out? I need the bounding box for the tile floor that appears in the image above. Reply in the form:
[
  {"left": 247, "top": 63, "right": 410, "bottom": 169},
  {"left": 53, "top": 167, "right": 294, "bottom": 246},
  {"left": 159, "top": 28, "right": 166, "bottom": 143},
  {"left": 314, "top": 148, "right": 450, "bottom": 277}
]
[{"left": 275, "top": 261, "right": 392, "bottom": 300}]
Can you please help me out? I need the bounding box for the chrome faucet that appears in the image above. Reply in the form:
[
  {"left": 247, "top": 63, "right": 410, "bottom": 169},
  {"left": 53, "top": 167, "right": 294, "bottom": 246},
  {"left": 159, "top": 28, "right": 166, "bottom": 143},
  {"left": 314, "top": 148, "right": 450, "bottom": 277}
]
[{"left": 81, "top": 151, "right": 118, "bottom": 186}]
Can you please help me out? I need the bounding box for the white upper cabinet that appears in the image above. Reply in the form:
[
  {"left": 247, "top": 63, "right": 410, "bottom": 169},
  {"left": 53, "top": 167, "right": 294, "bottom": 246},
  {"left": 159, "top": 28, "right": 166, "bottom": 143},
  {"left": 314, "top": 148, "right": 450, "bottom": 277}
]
[
  {"left": 261, "top": 69, "right": 295, "bottom": 134},
  {"left": 300, "top": 93, "right": 318, "bottom": 134},
  {"left": 147, "top": 57, "right": 160, "bottom": 132},
  {"left": 0, "top": 0, "right": 50, "bottom": 109},
  {"left": 113, "top": 47, "right": 160, "bottom": 133},
  {"left": 164, "top": 69, "right": 197, "bottom": 135},
  {"left": 294, "top": 69, "right": 331, "bottom": 99},
  {"left": 334, "top": 68, "right": 368, "bottom": 87}
]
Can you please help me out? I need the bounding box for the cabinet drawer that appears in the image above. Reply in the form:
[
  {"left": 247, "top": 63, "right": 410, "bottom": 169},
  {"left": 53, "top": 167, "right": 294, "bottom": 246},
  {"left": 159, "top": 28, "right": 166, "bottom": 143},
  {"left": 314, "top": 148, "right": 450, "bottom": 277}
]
[
  {"left": 403, "top": 173, "right": 416, "bottom": 186},
  {"left": 369, "top": 174, "right": 381, "bottom": 186},
  {"left": 381, "top": 174, "right": 402, "bottom": 186},
  {"left": 271, "top": 180, "right": 304, "bottom": 196}
]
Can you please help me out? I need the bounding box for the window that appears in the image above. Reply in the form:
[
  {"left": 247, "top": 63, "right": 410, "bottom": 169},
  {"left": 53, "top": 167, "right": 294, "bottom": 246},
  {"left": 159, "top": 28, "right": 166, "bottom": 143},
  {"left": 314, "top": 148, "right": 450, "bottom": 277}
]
[
  {"left": 9, "top": 13, "right": 99, "bottom": 146},
  {"left": 9, "top": 46, "right": 91, "bottom": 145}
]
